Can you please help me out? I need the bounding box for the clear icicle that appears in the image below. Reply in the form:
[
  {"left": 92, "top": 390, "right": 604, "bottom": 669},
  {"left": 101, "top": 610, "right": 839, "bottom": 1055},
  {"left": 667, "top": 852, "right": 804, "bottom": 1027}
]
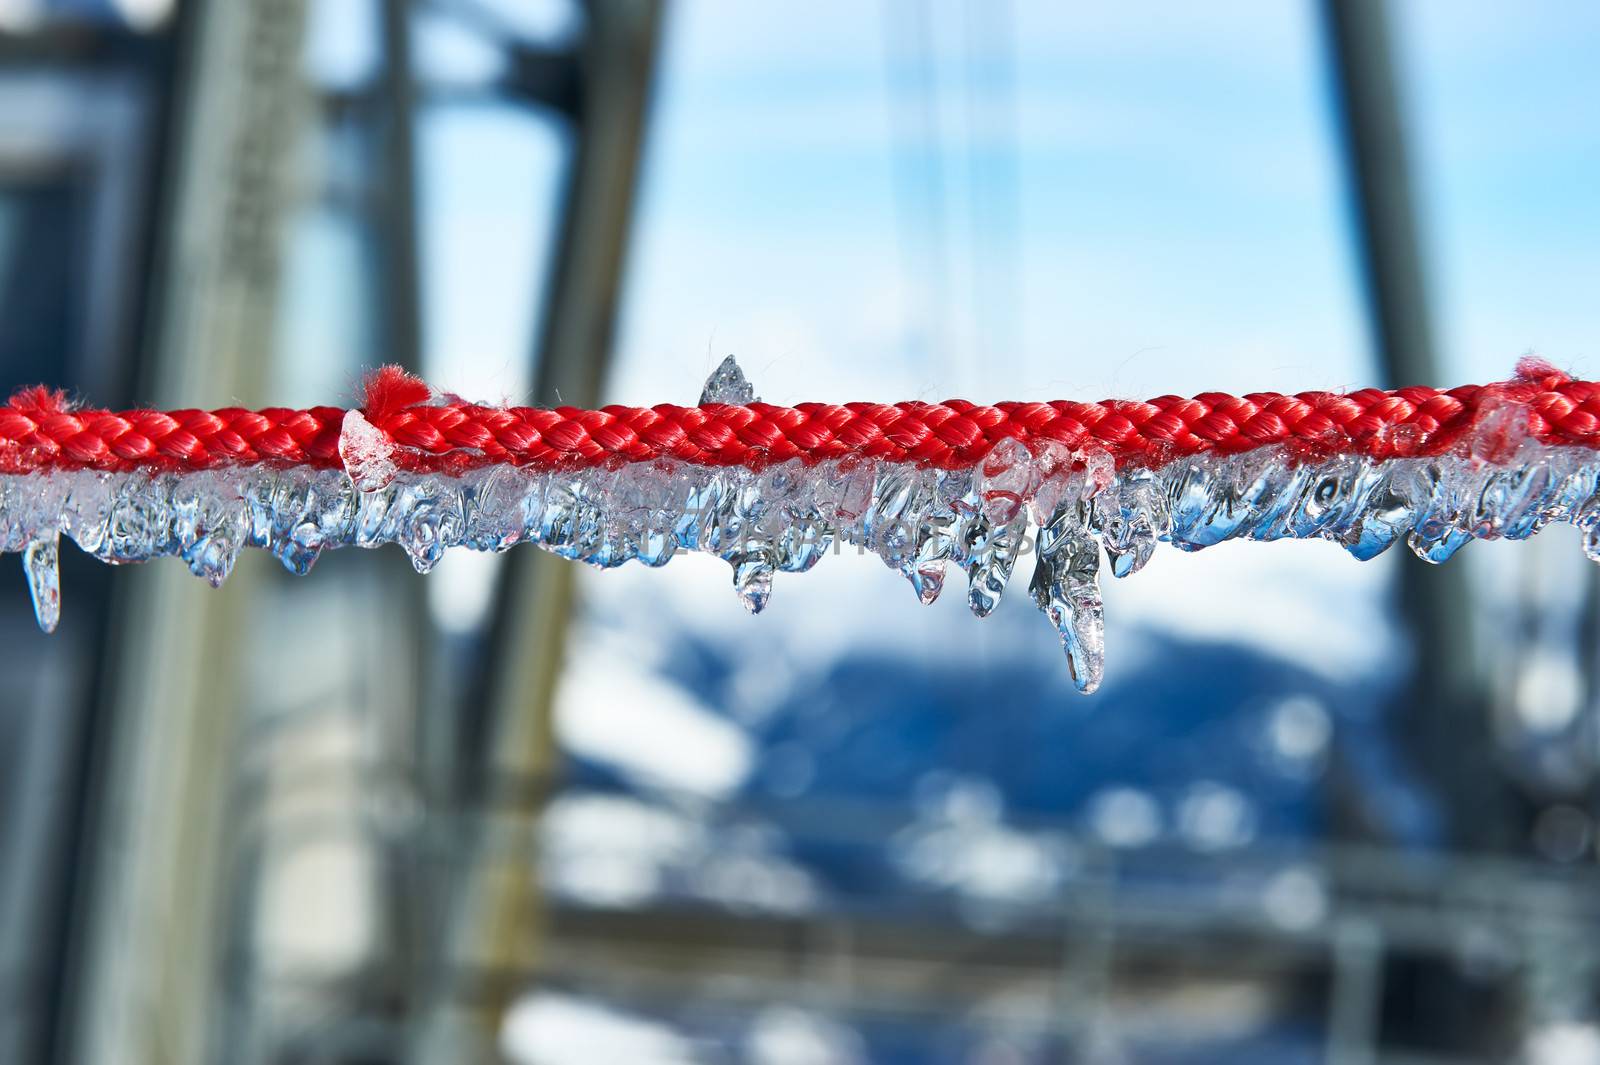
[
  {"left": 732, "top": 554, "right": 774, "bottom": 613},
  {"left": 1094, "top": 472, "right": 1165, "bottom": 579},
  {"left": 963, "top": 514, "right": 1026, "bottom": 618},
  {"left": 23, "top": 534, "right": 60, "bottom": 633},
  {"left": 7, "top": 397, "right": 1600, "bottom": 692},
  {"left": 1031, "top": 501, "right": 1104, "bottom": 694}
]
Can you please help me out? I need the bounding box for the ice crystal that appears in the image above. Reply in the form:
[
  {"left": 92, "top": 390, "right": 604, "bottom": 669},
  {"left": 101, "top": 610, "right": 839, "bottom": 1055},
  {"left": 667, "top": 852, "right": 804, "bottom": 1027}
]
[{"left": 700, "top": 354, "right": 760, "bottom": 405}]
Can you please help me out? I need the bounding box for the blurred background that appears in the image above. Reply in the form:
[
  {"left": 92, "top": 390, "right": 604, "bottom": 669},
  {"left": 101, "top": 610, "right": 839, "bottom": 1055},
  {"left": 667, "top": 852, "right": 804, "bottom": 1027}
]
[{"left": 2, "top": 0, "right": 1599, "bottom": 1062}]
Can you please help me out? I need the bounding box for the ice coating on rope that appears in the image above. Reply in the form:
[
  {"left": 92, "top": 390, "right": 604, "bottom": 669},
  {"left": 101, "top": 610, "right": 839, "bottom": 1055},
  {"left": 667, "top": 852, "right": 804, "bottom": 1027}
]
[
  {"left": 7, "top": 370, "right": 1600, "bottom": 694},
  {"left": 339, "top": 410, "right": 399, "bottom": 492}
]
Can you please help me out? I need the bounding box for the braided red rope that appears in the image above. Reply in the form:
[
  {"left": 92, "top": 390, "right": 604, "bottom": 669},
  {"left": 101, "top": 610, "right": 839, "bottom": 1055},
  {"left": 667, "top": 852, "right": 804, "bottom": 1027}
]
[{"left": 3, "top": 360, "right": 1596, "bottom": 477}]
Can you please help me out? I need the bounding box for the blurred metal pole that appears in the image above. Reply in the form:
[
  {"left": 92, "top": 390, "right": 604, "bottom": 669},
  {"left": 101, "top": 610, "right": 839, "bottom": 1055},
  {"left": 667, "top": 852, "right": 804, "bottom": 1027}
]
[
  {"left": 413, "top": 2, "right": 662, "bottom": 1057},
  {"left": 376, "top": 0, "right": 442, "bottom": 1019},
  {"left": 1321, "top": 0, "right": 1513, "bottom": 850},
  {"left": 1321, "top": 0, "right": 1434, "bottom": 385},
  {"left": 378, "top": 0, "right": 424, "bottom": 375},
  {"left": 60, "top": 0, "right": 309, "bottom": 1063}
]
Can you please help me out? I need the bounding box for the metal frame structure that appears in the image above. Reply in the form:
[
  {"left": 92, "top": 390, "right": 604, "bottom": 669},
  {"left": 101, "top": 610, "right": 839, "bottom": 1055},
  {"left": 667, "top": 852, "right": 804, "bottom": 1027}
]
[{"left": 61, "top": 1, "right": 311, "bottom": 1062}]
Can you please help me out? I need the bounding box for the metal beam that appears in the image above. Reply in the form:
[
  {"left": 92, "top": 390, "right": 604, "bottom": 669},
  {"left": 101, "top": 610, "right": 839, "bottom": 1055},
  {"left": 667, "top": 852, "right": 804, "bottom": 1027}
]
[
  {"left": 60, "top": 1, "right": 309, "bottom": 1062},
  {"left": 1320, "top": 0, "right": 1516, "bottom": 852},
  {"left": 1321, "top": 0, "right": 1435, "bottom": 384},
  {"left": 414, "top": 1, "right": 662, "bottom": 1056},
  {"left": 377, "top": 0, "right": 424, "bottom": 376}
]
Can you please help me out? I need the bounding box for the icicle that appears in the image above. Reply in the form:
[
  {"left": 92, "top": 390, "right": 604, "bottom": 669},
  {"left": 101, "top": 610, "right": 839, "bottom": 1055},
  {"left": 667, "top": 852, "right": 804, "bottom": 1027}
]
[
  {"left": 863, "top": 465, "right": 924, "bottom": 595},
  {"left": 171, "top": 472, "right": 245, "bottom": 587},
  {"left": 1335, "top": 465, "right": 1413, "bottom": 561},
  {"left": 732, "top": 554, "right": 774, "bottom": 613},
  {"left": 1405, "top": 460, "right": 1479, "bottom": 564},
  {"left": 768, "top": 460, "right": 830, "bottom": 576},
  {"left": 1031, "top": 501, "right": 1104, "bottom": 694},
  {"left": 1094, "top": 472, "right": 1165, "bottom": 579},
  {"left": 23, "top": 534, "right": 60, "bottom": 633},
  {"left": 907, "top": 561, "right": 946, "bottom": 605},
  {"left": 719, "top": 470, "right": 778, "bottom": 611},
  {"left": 963, "top": 513, "right": 1026, "bottom": 618}
]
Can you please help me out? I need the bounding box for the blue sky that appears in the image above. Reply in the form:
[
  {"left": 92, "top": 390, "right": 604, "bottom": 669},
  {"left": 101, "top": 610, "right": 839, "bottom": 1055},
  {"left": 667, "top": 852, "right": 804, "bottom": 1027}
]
[
  {"left": 1398, "top": 0, "right": 1600, "bottom": 382},
  {"left": 607, "top": 0, "right": 1600, "bottom": 406},
  {"left": 612, "top": 0, "right": 1371, "bottom": 406}
]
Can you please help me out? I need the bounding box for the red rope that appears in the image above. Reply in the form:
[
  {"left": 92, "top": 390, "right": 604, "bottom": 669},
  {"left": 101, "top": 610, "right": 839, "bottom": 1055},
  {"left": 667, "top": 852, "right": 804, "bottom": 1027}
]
[{"left": 3, "top": 360, "right": 1598, "bottom": 476}]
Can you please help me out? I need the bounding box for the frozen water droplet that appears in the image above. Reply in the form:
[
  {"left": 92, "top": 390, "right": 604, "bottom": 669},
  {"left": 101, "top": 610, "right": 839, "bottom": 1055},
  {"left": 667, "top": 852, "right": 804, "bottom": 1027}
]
[
  {"left": 1282, "top": 456, "right": 1369, "bottom": 540},
  {"left": 101, "top": 475, "right": 172, "bottom": 564},
  {"left": 1585, "top": 524, "right": 1600, "bottom": 564},
  {"left": 1170, "top": 454, "right": 1284, "bottom": 549},
  {"left": 1031, "top": 442, "right": 1113, "bottom": 523},
  {"left": 23, "top": 534, "right": 60, "bottom": 633},
  {"left": 700, "top": 354, "right": 759, "bottom": 405},
  {"left": 621, "top": 459, "right": 687, "bottom": 567},
  {"left": 1081, "top": 447, "right": 1115, "bottom": 497},
  {"left": 1337, "top": 468, "right": 1412, "bottom": 561},
  {"left": 171, "top": 472, "right": 245, "bottom": 587},
  {"left": 55, "top": 473, "right": 111, "bottom": 557},
  {"left": 1379, "top": 420, "right": 1425, "bottom": 457},
  {"left": 270, "top": 470, "right": 356, "bottom": 574},
  {"left": 732, "top": 552, "right": 773, "bottom": 613},
  {"left": 464, "top": 466, "right": 537, "bottom": 552},
  {"left": 1029, "top": 441, "right": 1075, "bottom": 522},
  {"left": 1407, "top": 526, "right": 1472, "bottom": 564},
  {"left": 339, "top": 409, "right": 398, "bottom": 492},
  {"left": 1095, "top": 475, "right": 1164, "bottom": 578},
  {"left": 188, "top": 534, "right": 241, "bottom": 587},
  {"left": 392, "top": 478, "right": 466, "bottom": 573},
  {"left": 864, "top": 466, "right": 922, "bottom": 569},
  {"left": 775, "top": 513, "right": 829, "bottom": 573},
  {"left": 907, "top": 560, "right": 945, "bottom": 605},
  {"left": 934, "top": 466, "right": 978, "bottom": 517},
  {"left": 1105, "top": 532, "right": 1154, "bottom": 578},
  {"left": 1466, "top": 399, "right": 1530, "bottom": 465},
  {"left": 1476, "top": 458, "right": 1554, "bottom": 541},
  {"left": 979, "top": 437, "right": 1037, "bottom": 524},
  {"left": 274, "top": 520, "right": 321, "bottom": 575},
  {"left": 814, "top": 458, "right": 875, "bottom": 527},
  {"left": 1405, "top": 459, "right": 1481, "bottom": 564}
]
